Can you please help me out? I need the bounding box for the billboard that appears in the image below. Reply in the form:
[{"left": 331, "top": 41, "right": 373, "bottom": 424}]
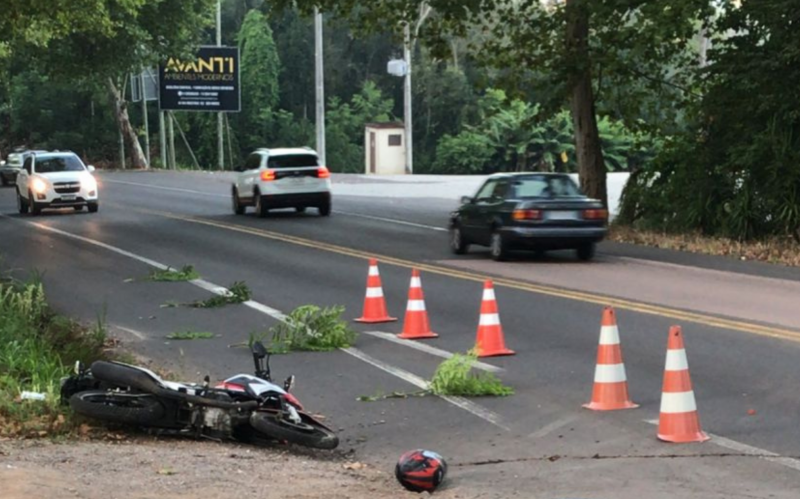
[{"left": 158, "top": 46, "right": 240, "bottom": 112}]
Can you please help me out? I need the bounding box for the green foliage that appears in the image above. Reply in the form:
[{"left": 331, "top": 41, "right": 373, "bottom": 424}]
[
  {"left": 0, "top": 279, "right": 108, "bottom": 434},
  {"left": 238, "top": 9, "right": 282, "bottom": 151},
  {"left": 326, "top": 81, "right": 394, "bottom": 173},
  {"left": 166, "top": 331, "right": 216, "bottom": 340},
  {"left": 619, "top": 0, "right": 800, "bottom": 241},
  {"left": 267, "top": 305, "right": 357, "bottom": 352},
  {"left": 429, "top": 351, "right": 514, "bottom": 397},
  {"left": 191, "top": 281, "right": 252, "bottom": 308},
  {"left": 145, "top": 265, "right": 200, "bottom": 282},
  {"left": 433, "top": 132, "right": 494, "bottom": 174}
]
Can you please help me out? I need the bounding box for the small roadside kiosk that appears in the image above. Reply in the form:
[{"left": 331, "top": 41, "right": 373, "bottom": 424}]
[{"left": 364, "top": 122, "right": 406, "bottom": 175}]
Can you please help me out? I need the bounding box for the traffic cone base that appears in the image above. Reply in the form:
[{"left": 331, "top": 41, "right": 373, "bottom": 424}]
[
  {"left": 398, "top": 271, "right": 438, "bottom": 339},
  {"left": 657, "top": 326, "right": 709, "bottom": 443},
  {"left": 474, "top": 282, "right": 514, "bottom": 357},
  {"left": 355, "top": 259, "right": 397, "bottom": 323},
  {"left": 584, "top": 308, "right": 637, "bottom": 411}
]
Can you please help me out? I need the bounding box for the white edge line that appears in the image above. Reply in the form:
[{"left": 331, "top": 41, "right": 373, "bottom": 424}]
[
  {"left": 643, "top": 419, "right": 800, "bottom": 472},
  {"left": 342, "top": 347, "right": 509, "bottom": 431},
  {"left": 104, "top": 178, "right": 447, "bottom": 233},
  {"left": 363, "top": 331, "right": 504, "bottom": 373},
  {"left": 335, "top": 210, "right": 447, "bottom": 232},
  {"left": 111, "top": 325, "right": 148, "bottom": 341},
  {"left": 6, "top": 214, "right": 507, "bottom": 431}
]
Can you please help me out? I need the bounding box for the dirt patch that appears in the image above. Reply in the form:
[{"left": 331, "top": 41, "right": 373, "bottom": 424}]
[
  {"left": 0, "top": 438, "right": 462, "bottom": 499},
  {"left": 609, "top": 225, "right": 800, "bottom": 267}
]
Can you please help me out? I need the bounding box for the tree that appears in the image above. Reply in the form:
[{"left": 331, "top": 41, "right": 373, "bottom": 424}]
[
  {"left": 277, "top": 0, "right": 711, "bottom": 207},
  {"left": 12, "top": 0, "right": 215, "bottom": 168},
  {"left": 237, "top": 10, "right": 282, "bottom": 151}
]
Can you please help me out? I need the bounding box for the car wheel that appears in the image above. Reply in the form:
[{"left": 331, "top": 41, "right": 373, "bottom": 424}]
[
  {"left": 232, "top": 188, "right": 245, "bottom": 215},
  {"left": 29, "top": 191, "right": 42, "bottom": 216},
  {"left": 254, "top": 191, "right": 268, "bottom": 218},
  {"left": 295, "top": 207, "right": 307, "bottom": 214},
  {"left": 16, "top": 189, "right": 28, "bottom": 214},
  {"left": 576, "top": 242, "right": 596, "bottom": 261},
  {"left": 318, "top": 201, "right": 331, "bottom": 217},
  {"left": 88, "top": 202, "right": 99, "bottom": 213},
  {"left": 490, "top": 230, "right": 509, "bottom": 262},
  {"left": 449, "top": 224, "right": 470, "bottom": 255},
  {"left": 1, "top": 177, "right": 8, "bottom": 187}
]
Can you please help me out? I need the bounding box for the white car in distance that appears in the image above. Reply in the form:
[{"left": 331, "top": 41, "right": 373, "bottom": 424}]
[
  {"left": 232, "top": 147, "right": 332, "bottom": 217},
  {"left": 16, "top": 151, "right": 99, "bottom": 215}
]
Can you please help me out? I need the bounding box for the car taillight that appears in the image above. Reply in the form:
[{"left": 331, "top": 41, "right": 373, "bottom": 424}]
[
  {"left": 583, "top": 209, "right": 608, "bottom": 220},
  {"left": 512, "top": 209, "right": 542, "bottom": 221},
  {"left": 317, "top": 166, "right": 330, "bottom": 179},
  {"left": 260, "top": 169, "right": 276, "bottom": 181}
]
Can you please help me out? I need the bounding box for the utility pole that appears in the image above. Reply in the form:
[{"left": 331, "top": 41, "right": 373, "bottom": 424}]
[
  {"left": 168, "top": 113, "right": 176, "bottom": 170},
  {"left": 314, "top": 7, "right": 326, "bottom": 165},
  {"left": 140, "top": 70, "right": 150, "bottom": 168},
  {"left": 159, "top": 111, "right": 167, "bottom": 169},
  {"left": 217, "top": 0, "right": 224, "bottom": 171},
  {"left": 403, "top": 23, "right": 413, "bottom": 175}
]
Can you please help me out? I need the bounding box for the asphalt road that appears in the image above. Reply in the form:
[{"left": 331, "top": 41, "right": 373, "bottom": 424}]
[{"left": 2, "top": 170, "right": 800, "bottom": 498}]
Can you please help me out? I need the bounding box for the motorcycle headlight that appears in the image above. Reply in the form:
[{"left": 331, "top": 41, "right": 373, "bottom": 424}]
[{"left": 32, "top": 178, "right": 48, "bottom": 194}]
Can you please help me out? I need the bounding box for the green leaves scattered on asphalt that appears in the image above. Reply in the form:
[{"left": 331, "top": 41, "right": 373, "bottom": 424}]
[
  {"left": 357, "top": 390, "right": 430, "bottom": 402},
  {"left": 158, "top": 282, "right": 252, "bottom": 309},
  {"left": 429, "top": 350, "right": 514, "bottom": 397},
  {"left": 260, "top": 305, "right": 357, "bottom": 353},
  {"left": 165, "top": 331, "right": 216, "bottom": 340},
  {"left": 191, "top": 281, "right": 251, "bottom": 309},
  {"left": 145, "top": 265, "right": 200, "bottom": 282}
]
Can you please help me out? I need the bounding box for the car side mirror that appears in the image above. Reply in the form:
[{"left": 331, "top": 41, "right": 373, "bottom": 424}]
[
  {"left": 87, "top": 165, "right": 96, "bottom": 173},
  {"left": 0, "top": 161, "right": 5, "bottom": 167},
  {"left": 461, "top": 196, "right": 474, "bottom": 204}
]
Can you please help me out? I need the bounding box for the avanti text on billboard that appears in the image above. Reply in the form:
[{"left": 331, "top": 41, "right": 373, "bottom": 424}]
[{"left": 158, "top": 46, "right": 241, "bottom": 112}]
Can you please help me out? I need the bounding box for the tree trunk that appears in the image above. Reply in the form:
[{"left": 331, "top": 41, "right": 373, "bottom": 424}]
[
  {"left": 565, "top": 0, "right": 607, "bottom": 207},
  {"left": 107, "top": 77, "right": 147, "bottom": 169}
]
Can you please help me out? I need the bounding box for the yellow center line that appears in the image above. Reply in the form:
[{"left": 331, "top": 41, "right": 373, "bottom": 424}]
[{"left": 134, "top": 207, "right": 800, "bottom": 344}]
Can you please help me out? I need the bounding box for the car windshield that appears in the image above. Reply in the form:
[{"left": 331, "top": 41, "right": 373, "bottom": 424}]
[
  {"left": 511, "top": 175, "right": 583, "bottom": 198},
  {"left": 34, "top": 156, "right": 86, "bottom": 173},
  {"left": 267, "top": 154, "right": 319, "bottom": 169}
]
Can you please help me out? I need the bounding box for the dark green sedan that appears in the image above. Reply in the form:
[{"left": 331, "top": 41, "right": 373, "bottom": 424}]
[{"left": 448, "top": 173, "right": 608, "bottom": 261}]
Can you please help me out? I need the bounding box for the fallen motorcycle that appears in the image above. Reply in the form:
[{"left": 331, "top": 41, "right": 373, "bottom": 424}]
[{"left": 60, "top": 341, "right": 339, "bottom": 450}]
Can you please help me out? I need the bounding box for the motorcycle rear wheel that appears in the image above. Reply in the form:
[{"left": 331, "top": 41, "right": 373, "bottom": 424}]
[
  {"left": 70, "top": 390, "right": 166, "bottom": 426},
  {"left": 250, "top": 412, "right": 339, "bottom": 450}
]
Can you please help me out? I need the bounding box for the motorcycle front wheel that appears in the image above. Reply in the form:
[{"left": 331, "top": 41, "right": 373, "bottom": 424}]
[
  {"left": 250, "top": 412, "right": 339, "bottom": 450},
  {"left": 70, "top": 390, "right": 166, "bottom": 426}
]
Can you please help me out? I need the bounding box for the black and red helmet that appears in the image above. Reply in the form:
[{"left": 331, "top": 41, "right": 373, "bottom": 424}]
[{"left": 395, "top": 449, "right": 447, "bottom": 493}]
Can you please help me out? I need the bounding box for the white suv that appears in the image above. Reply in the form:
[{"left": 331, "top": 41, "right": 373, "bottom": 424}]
[
  {"left": 16, "top": 151, "right": 99, "bottom": 215},
  {"left": 231, "top": 147, "right": 332, "bottom": 217}
]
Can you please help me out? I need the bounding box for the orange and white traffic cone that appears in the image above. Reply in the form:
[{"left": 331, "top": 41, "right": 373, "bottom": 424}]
[
  {"left": 474, "top": 280, "right": 514, "bottom": 358},
  {"left": 398, "top": 269, "right": 438, "bottom": 340},
  {"left": 355, "top": 259, "right": 397, "bottom": 324},
  {"left": 583, "top": 307, "right": 638, "bottom": 411},
  {"left": 658, "top": 325, "right": 710, "bottom": 443}
]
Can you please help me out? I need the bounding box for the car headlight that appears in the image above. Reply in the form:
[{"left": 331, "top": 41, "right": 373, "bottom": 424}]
[
  {"left": 32, "top": 178, "right": 48, "bottom": 194},
  {"left": 83, "top": 176, "right": 97, "bottom": 191}
]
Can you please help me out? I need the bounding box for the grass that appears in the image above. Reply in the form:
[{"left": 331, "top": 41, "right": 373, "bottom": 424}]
[
  {"left": 145, "top": 265, "right": 200, "bottom": 282},
  {"left": 429, "top": 350, "right": 514, "bottom": 397},
  {"left": 190, "top": 281, "right": 251, "bottom": 308},
  {"left": 260, "top": 305, "right": 358, "bottom": 353},
  {"left": 166, "top": 331, "right": 216, "bottom": 340},
  {"left": 0, "top": 278, "right": 110, "bottom": 438}
]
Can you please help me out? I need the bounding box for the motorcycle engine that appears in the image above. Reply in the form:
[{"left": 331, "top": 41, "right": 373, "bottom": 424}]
[{"left": 202, "top": 407, "right": 233, "bottom": 436}]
